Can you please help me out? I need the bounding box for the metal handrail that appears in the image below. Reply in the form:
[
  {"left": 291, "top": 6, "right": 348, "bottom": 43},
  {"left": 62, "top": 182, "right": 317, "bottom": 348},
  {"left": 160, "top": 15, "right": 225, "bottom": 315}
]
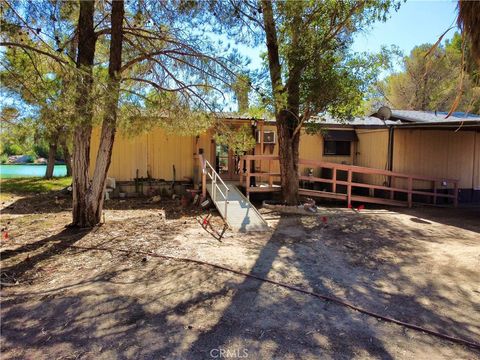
[{"left": 203, "top": 160, "right": 229, "bottom": 219}]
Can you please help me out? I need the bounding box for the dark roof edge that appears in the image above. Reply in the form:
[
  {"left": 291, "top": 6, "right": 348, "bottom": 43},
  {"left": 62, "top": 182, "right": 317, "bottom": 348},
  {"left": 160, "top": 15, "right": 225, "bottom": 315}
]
[
  {"left": 223, "top": 117, "right": 480, "bottom": 129},
  {"left": 392, "top": 121, "right": 480, "bottom": 128}
]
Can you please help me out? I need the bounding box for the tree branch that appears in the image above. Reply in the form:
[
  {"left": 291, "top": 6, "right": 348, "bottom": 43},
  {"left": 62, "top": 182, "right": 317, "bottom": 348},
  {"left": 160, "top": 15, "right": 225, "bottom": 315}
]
[
  {"left": 292, "top": 105, "right": 312, "bottom": 137},
  {"left": 1, "top": 42, "right": 69, "bottom": 64}
]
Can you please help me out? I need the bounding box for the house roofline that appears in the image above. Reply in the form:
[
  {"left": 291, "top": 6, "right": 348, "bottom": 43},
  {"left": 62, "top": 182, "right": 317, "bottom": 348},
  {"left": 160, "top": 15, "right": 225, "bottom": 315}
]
[{"left": 217, "top": 114, "right": 480, "bottom": 130}]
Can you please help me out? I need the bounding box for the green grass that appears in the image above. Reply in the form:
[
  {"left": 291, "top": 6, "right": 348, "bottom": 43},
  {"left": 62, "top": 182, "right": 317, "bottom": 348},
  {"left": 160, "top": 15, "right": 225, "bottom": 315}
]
[{"left": 0, "top": 177, "right": 72, "bottom": 195}]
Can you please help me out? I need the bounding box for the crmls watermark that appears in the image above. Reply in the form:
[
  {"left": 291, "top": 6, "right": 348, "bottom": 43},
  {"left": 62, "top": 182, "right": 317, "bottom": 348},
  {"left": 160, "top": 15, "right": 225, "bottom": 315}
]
[{"left": 209, "top": 348, "right": 249, "bottom": 358}]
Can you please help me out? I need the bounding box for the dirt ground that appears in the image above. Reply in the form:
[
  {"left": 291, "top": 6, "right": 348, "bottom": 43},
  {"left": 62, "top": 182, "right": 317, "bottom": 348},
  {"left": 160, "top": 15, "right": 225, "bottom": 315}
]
[{"left": 1, "top": 191, "right": 479, "bottom": 359}]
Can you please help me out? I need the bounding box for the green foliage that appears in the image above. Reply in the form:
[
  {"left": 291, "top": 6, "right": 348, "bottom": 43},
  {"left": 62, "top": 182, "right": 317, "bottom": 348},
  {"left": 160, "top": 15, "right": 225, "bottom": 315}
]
[
  {"left": 32, "top": 143, "right": 50, "bottom": 159},
  {"left": 117, "top": 90, "right": 215, "bottom": 136},
  {"left": 281, "top": 2, "right": 393, "bottom": 113},
  {"left": 1, "top": 117, "right": 37, "bottom": 156},
  {"left": 1, "top": 0, "right": 251, "bottom": 149},
  {"left": 304, "top": 122, "right": 329, "bottom": 136},
  {"left": 0, "top": 13, "right": 77, "bottom": 159},
  {"left": 231, "top": 74, "right": 251, "bottom": 113},
  {"left": 247, "top": 104, "right": 274, "bottom": 120},
  {"left": 378, "top": 32, "right": 479, "bottom": 113},
  {"left": 213, "top": 124, "right": 256, "bottom": 155},
  {"left": 0, "top": 111, "right": 59, "bottom": 160},
  {"left": 195, "top": 0, "right": 400, "bottom": 122}
]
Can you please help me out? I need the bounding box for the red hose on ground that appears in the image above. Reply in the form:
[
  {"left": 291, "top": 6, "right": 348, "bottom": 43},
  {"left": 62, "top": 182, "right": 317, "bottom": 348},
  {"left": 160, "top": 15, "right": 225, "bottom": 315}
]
[{"left": 66, "top": 244, "right": 480, "bottom": 350}]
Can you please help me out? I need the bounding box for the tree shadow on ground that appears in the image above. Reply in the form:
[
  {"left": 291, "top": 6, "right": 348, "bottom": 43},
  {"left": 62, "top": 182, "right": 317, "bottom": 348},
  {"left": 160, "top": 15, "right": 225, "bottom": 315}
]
[
  {"left": 186, "top": 211, "right": 479, "bottom": 358},
  {"left": 317, "top": 201, "right": 480, "bottom": 234},
  {"left": 1, "top": 193, "right": 71, "bottom": 215},
  {"left": 0, "top": 194, "right": 201, "bottom": 221},
  {"left": 1, "top": 228, "right": 91, "bottom": 283},
  {"left": 1, "top": 260, "right": 237, "bottom": 359},
  {"left": 394, "top": 206, "right": 480, "bottom": 233},
  {"left": 1, "top": 208, "right": 479, "bottom": 359},
  {"left": 187, "top": 227, "right": 395, "bottom": 359}
]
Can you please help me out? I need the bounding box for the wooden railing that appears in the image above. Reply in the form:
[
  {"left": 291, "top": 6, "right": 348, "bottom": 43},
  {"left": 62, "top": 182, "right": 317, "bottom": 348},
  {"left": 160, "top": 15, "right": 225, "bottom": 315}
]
[{"left": 239, "top": 155, "right": 459, "bottom": 208}]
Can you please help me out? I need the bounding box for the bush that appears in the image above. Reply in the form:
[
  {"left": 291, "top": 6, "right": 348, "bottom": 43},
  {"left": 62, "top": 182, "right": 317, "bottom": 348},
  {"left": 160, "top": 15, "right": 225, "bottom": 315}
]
[
  {"left": 33, "top": 143, "right": 49, "bottom": 158},
  {"left": 2, "top": 143, "right": 23, "bottom": 156}
]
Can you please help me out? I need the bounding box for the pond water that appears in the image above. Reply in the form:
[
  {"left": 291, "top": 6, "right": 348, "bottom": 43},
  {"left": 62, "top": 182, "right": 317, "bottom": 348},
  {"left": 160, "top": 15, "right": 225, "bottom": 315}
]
[{"left": 0, "top": 164, "right": 67, "bottom": 178}]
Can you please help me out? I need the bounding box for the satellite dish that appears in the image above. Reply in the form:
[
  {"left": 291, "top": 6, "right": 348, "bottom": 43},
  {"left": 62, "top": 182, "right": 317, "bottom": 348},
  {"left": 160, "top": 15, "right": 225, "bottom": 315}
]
[{"left": 377, "top": 106, "right": 392, "bottom": 120}]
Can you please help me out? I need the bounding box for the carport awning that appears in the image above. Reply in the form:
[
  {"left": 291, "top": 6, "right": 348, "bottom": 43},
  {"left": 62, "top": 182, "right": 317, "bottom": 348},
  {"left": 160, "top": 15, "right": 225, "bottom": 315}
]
[{"left": 323, "top": 130, "right": 358, "bottom": 141}]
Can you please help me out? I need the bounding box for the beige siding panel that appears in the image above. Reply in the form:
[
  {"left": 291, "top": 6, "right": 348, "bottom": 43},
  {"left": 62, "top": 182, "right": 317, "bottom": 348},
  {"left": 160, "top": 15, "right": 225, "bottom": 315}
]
[
  {"left": 298, "top": 131, "right": 353, "bottom": 176},
  {"left": 256, "top": 126, "right": 354, "bottom": 177},
  {"left": 256, "top": 125, "right": 280, "bottom": 175},
  {"left": 355, "top": 129, "right": 389, "bottom": 185},
  {"left": 197, "top": 129, "right": 214, "bottom": 164},
  {"left": 90, "top": 127, "right": 194, "bottom": 181},
  {"left": 446, "top": 131, "right": 475, "bottom": 188},
  {"left": 90, "top": 127, "right": 148, "bottom": 180},
  {"left": 92, "top": 124, "right": 478, "bottom": 191},
  {"left": 474, "top": 132, "right": 480, "bottom": 190},
  {"left": 393, "top": 129, "right": 475, "bottom": 189},
  {"left": 147, "top": 128, "right": 195, "bottom": 181}
]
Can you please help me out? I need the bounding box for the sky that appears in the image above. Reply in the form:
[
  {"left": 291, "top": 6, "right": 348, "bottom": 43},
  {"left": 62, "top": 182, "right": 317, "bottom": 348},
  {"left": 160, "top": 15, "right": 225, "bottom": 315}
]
[
  {"left": 352, "top": 0, "right": 459, "bottom": 55},
  {"left": 240, "top": 0, "right": 460, "bottom": 74},
  {"left": 1, "top": 1, "right": 462, "bottom": 114},
  {"left": 206, "top": 1, "right": 462, "bottom": 111}
]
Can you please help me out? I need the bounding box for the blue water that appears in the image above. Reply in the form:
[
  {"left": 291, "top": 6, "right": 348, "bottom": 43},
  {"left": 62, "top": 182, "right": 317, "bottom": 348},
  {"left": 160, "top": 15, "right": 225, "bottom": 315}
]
[{"left": 0, "top": 164, "right": 67, "bottom": 178}]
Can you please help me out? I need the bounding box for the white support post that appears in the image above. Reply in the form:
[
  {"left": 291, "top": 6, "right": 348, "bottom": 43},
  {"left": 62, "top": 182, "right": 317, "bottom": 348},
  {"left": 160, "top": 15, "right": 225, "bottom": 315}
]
[
  {"left": 212, "top": 172, "right": 217, "bottom": 202},
  {"left": 224, "top": 188, "right": 229, "bottom": 219}
]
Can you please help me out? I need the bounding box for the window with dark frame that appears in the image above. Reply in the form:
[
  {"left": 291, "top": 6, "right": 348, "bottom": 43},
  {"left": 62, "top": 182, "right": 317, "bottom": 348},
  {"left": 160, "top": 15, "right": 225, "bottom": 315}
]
[{"left": 323, "top": 140, "right": 351, "bottom": 156}]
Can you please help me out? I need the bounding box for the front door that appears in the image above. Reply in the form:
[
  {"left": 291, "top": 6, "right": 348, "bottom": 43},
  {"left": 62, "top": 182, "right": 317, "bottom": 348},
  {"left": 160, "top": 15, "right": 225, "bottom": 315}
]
[{"left": 215, "top": 144, "right": 242, "bottom": 180}]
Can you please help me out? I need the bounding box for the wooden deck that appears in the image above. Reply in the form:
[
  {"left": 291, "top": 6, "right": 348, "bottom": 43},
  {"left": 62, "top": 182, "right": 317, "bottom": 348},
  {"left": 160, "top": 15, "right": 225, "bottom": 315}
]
[
  {"left": 206, "top": 182, "right": 269, "bottom": 232},
  {"left": 198, "top": 153, "right": 459, "bottom": 231},
  {"left": 239, "top": 155, "right": 459, "bottom": 208}
]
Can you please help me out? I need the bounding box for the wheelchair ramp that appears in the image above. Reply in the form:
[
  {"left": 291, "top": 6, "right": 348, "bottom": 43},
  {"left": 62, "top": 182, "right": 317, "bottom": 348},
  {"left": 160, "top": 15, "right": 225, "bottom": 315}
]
[{"left": 207, "top": 182, "right": 269, "bottom": 232}]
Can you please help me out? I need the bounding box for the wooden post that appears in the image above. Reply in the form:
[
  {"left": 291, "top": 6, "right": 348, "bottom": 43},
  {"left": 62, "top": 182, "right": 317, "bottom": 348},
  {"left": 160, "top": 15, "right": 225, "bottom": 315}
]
[
  {"left": 268, "top": 158, "right": 273, "bottom": 187},
  {"left": 198, "top": 154, "right": 207, "bottom": 199},
  {"left": 260, "top": 121, "right": 264, "bottom": 173},
  {"left": 347, "top": 169, "right": 352, "bottom": 207},
  {"left": 239, "top": 156, "right": 244, "bottom": 187},
  {"left": 332, "top": 167, "right": 337, "bottom": 193},
  {"left": 407, "top": 177, "right": 413, "bottom": 208},
  {"left": 390, "top": 176, "right": 395, "bottom": 200},
  {"left": 201, "top": 167, "right": 206, "bottom": 199},
  {"left": 199, "top": 154, "right": 207, "bottom": 199},
  {"left": 242, "top": 155, "right": 458, "bottom": 208},
  {"left": 453, "top": 181, "right": 458, "bottom": 208},
  {"left": 246, "top": 157, "right": 251, "bottom": 199}
]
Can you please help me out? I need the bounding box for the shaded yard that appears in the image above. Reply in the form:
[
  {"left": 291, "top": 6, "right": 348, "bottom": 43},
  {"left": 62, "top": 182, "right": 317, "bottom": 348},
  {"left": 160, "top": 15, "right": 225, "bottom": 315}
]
[{"left": 1, "top": 183, "right": 479, "bottom": 359}]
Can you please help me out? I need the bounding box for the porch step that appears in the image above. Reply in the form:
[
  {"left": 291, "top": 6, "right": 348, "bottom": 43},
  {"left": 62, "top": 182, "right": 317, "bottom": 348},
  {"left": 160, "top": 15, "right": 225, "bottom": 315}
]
[
  {"left": 298, "top": 189, "right": 347, "bottom": 200},
  {"left": 206, "top": 182, "right": 269, "bottom": 232},
  {"left": 298, "top": 189, "right": 408, "bottom": 206}
]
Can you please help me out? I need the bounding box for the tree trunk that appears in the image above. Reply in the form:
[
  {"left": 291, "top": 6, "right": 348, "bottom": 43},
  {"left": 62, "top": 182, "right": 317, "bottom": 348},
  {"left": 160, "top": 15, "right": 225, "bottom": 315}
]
[
  {"left": 261, "top": 0, "right": 300, "bottom": 204},
  {"left": 72, "top": 0, "right": 125, "bottom": 227},
  {"left": 61, "top": 139, "right": 72, "bottom": 177},
  {"left": 45, "top": 141, "right": 57, "bottom": 179},
  {"left": 61, "top": 29, "right": 75, "bottom": 179},
  {"left": 85, "top": 0, "right": 124, "bottom": 225},
  {"left": 71, "top": 0, "right": 97, "bottom": 227},
  {"left": 277, "top": 111, "right": 300, "bottom": 204}
]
